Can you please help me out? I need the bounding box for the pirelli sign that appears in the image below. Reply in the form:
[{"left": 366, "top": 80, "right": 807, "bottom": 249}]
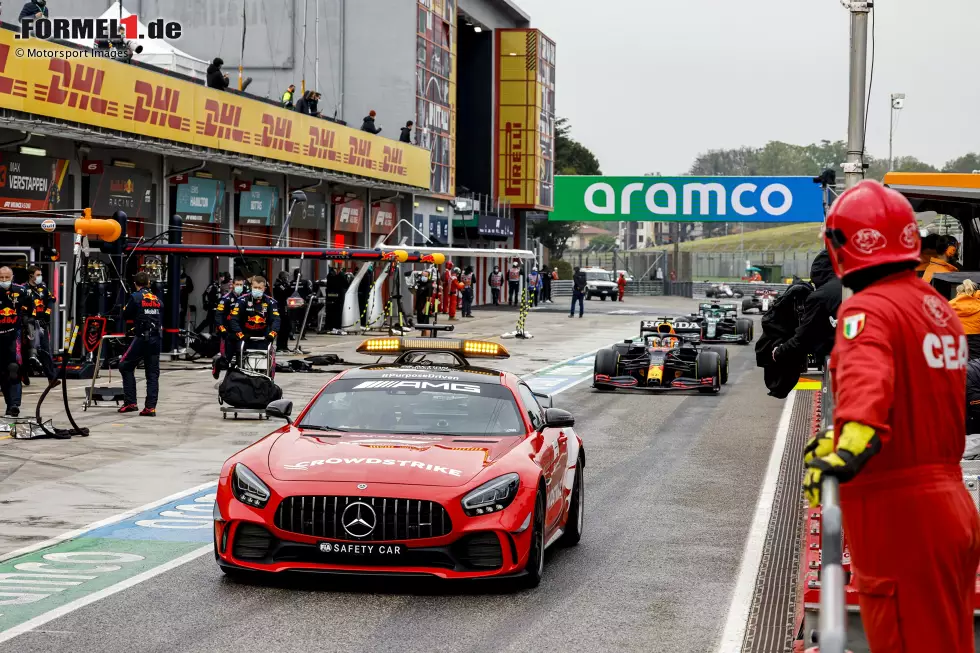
[{"left": 495, "top": 28, "right": 555, "bottom": 211}]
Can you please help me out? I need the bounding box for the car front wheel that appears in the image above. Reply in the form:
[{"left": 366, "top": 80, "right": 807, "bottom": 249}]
[
  {"left": 560, "top": 461, "right": 584, "bottom": 547},
  {"left": 518, "top": 488, "right": 546, "bottom": 589}
]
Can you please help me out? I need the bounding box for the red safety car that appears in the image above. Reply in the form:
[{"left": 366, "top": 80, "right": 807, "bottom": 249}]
[{"left": 213, "top": 337, "right": 584, "bottom": 588}]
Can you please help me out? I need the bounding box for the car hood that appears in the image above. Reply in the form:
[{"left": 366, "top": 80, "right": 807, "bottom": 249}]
[
  {"left": 588, "top": 280, "right": 617, "bottom": 287},
  {"left": 267, "top": 428, "right": 521, "bottom": 487}
]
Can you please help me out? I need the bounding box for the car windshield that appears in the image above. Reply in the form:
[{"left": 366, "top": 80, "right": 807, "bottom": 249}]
[
  {"left": 586, "top": 271, "right": 612, "bottom": 282},
  {"left": 298, "top": 378, "right": 525, "bottom": 437}
]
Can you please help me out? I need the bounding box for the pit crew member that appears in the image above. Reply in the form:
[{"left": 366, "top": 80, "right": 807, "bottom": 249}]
[
  {"left": 804, "top": 180, "right": 980, "bottom": 653},
  {"left": 228, "top": 275, "right": 281, "bottom": 362},
  {"left": 0, "top": 267, "right": 27, "bottom": 416},
  {"left": 23, "top": 265, "right": 57, "bottom": 383},
  {"left": 118, "top": 272, "right": 163, "bottom": 417}
]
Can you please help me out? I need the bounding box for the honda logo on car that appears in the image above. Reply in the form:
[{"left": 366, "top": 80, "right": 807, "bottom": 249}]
[
  {"left": 353, "top": 380, "right": 480, "bottom": 393},
  {"left": 670, "top": 322, "right": 700, "bottom": 330},
  {"left": 550, "top": 176, "right": 825, "bottom": 223},
  {"left": 284, "top": 458, "right": 463, "bottom": 476}
]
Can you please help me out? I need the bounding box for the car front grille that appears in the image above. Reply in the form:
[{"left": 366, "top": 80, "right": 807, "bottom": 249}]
[{"left": 274, "top": 496, "right": 453, "bottom": 542}]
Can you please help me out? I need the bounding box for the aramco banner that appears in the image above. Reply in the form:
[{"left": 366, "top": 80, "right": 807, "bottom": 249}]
[{"left": 550, "top": 176, "right": 825, "bottom": 223}]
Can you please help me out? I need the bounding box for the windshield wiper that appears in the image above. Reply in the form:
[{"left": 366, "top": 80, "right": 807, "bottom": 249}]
[{"left": 296, "top": 424, "right": 347, "bottom": 433}]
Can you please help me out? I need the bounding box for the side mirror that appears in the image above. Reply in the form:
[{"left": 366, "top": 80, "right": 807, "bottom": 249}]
[
  {"left": 532, "top": 391, "right": 553, "bottom": 409},
  {"left": 266, "top": 399, "right": 293, "bottom": 423},
  {"left": 543, "top": 407, "right": 574, "bottom": 429}
]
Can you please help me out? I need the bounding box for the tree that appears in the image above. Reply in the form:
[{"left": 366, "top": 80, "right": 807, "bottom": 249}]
[
  {"left": 589, "top": 234, "right": 617, "bottom": 250},
  {"left": 533, "top": 118, "right": 602, "bottom": 258},
  {"left": 942, "top": 153, "right": 980, "bottom": 173},
  {"left": 554, "top": 118, "right": 601, "bottom": 175}
]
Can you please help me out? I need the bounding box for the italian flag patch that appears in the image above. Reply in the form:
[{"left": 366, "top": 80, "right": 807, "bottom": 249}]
[{"left": 842, "top": 313, "right": 866, "bottom": 340}]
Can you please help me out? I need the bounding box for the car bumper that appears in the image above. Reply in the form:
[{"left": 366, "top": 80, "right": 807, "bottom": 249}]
[{"left": 213, "top": 483, "right": 539, "bottom": 580}]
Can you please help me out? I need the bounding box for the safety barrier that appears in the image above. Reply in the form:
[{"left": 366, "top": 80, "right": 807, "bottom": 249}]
[{"left": 548, "top": 279, "right": 791, "bottom": 298}]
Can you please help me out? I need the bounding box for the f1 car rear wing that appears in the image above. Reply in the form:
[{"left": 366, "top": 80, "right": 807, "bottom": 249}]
[
  {"left": 641, "top": 318, "right": 702, "bottom": 339},
  {"left": 698, "top": 302, "right": 737, "bottom": 312}
]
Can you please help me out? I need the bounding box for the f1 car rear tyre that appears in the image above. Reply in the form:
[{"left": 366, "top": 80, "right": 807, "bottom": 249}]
[
  {"left": 735, "top": 318, "right": 753, "bottom": 343},
  {"left": 696, "top": 350, "right": 721, "bottom": 394},
  {"left": 593, "top": 348, "right": 618, "bottom": 391},
  {"left": 703, "top": 346, "right": 729, "bottom": 385},
  {"left": 741, "top": 298, "right": 753, "bottom": 313},
  {"left": 560, "top": 460, "right": 584, "bottom": 547},
  {"left": 518, "top": 488, "right": 547, "bottom": 590}
]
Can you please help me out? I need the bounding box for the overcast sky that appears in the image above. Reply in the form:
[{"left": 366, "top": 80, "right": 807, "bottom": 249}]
[{"left": 518, "top": 0, "right": 980, "bottom": 175}]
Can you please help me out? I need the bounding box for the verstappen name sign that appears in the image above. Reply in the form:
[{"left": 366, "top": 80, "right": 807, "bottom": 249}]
[
  {"left": 0, "top": 29, "right": 430, "bottom": 188},
  {"left": 551, "top": 176, "right": 825, "bottom": 223}
]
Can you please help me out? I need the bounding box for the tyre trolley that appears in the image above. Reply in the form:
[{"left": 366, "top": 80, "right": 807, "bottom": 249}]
[{"left": 219, "top": 338, "right": 276, "bottom": 420}]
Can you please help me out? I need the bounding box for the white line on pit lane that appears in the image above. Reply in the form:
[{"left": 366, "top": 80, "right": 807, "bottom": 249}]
[
  {"left": 0, "top": 481, "right": 218, "bottom": 564},
  {"left": 0, "top": 545, "right": 212, "bottom": 645},
  {"left": 714, "top": 389, "right": 798, "bottom": 653}
]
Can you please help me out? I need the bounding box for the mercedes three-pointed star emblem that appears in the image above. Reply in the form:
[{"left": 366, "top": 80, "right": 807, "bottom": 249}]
[{"left": 341, "top": 501, "right": 377, "bottom": 538}]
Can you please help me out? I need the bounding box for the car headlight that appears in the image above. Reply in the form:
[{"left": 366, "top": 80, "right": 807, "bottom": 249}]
[
  {"left": 462, "top": 473, "right": 520, "bottom": 516},
  {"left": 232, "top": 463, "right": 271, "bottom": 508},
  {"left": 587, "top": 284, "right": 597, "bottom": 290}
]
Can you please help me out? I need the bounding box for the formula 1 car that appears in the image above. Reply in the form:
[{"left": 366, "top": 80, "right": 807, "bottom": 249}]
[
  {"left": 592, "top": 320, "right": 729, "bottom": 393},
  {"left": 214, "top": 335, "right": 583, "bottom": 589},
  {"left": 741, "top": 289, "right": 778, "bottom": 314},
  {"left": 704, "top": 283, "right": 743, "bottom": 299},
  {"left": 694, "top": 303, "right": 754, "bottom": 344},
  {"left": 654, "top": 307, "right": 753, "bottom": 345}
]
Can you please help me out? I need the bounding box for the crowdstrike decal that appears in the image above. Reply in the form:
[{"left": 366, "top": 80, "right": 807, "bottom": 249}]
[{"left": 284, "top": 458, "right": 463, "bottom": 476}]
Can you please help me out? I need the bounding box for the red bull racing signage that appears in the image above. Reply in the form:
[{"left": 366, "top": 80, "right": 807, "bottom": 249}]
[{"left": 551, "top": 176, "right": 826, "bottom": 223}]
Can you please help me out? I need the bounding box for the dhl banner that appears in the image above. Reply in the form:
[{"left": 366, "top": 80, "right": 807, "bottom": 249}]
[{"left": 0, "top": 29, "right": 431, "bottom": 189}]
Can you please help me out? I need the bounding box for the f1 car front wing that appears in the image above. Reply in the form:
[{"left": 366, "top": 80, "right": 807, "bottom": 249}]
[{"left": 594, "top": 374, "right": 716, "bottom": 390}]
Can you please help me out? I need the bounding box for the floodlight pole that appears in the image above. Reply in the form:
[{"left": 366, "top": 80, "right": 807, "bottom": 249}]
[
  {"left": 843, "top": 0, "right": 871, "bottom": 191},
  {"left": 840, "top": 0, "right": 872, "bottom": 303}
]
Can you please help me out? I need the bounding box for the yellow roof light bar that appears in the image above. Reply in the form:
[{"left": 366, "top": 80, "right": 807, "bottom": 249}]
[{"left": 356, "top": 338, "right": 510, "bottom": 359}]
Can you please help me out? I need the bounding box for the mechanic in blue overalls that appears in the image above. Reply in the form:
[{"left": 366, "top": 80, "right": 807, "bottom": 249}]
[
  {"left": 228, "top": 275, "right": 280, "bottom": 366},
  {"left": 0, "top": 266, "right": 27, "bottom": 417},
  {"left": 118, "top": 271, "right": 163, "bottom": 417},
  {"left": 211, "top": 274, "right": 246, "bottom": 378}
]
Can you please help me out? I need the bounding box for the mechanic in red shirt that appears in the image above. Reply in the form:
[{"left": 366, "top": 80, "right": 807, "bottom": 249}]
[{"left": 803, "top": 180, "right": 980, "bottom": 652}]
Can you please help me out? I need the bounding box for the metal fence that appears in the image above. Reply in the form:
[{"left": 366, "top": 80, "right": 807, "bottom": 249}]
[{"left": 564, "top": 248, "right": 822, "bottom": 282}]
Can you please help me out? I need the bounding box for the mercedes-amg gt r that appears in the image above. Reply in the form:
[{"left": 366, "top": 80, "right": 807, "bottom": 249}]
[{"left": 213, "top": 337, "right": 584, "bottom": 589}]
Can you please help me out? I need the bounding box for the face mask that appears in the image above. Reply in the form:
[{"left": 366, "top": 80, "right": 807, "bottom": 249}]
[
  {"left": 234, "top": 285, "right": 243, "bottom": 295},
  {"left": 34, "top": 276, "right": 42, "bottom": 285},
  {"left": 251, "top": 288, "right": 264, "bottom": 299},
  {"left": 0, "top": 281, "right": 10, "bottom": 290}
]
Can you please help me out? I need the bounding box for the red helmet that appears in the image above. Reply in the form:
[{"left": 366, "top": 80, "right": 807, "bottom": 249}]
[
  {"left": 446, "top": 261, "right": 454, "bottom": 269},
  {"left": 824, "top": 180, "right": 920, "bottom": 278}
]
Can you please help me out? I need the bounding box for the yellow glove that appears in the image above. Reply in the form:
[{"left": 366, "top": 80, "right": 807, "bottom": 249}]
[
  {"left": 803, "top": 422, "right": 881, "bottom": 508},
  {"left": 803, "top": 429, "right": 835, "bottom": 465}
]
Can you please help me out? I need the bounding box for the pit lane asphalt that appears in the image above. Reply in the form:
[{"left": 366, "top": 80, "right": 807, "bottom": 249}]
[{"left": 0, "top": 299, "right": 787, "bottom": 653}]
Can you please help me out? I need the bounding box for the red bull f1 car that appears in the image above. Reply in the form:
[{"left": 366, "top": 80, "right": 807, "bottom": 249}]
[
  {"left": 213, "top": 336, "right": 584, "bottom": 589},
  {"left": 592, "top": 320, "right": 729, "bottom": 393}
]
